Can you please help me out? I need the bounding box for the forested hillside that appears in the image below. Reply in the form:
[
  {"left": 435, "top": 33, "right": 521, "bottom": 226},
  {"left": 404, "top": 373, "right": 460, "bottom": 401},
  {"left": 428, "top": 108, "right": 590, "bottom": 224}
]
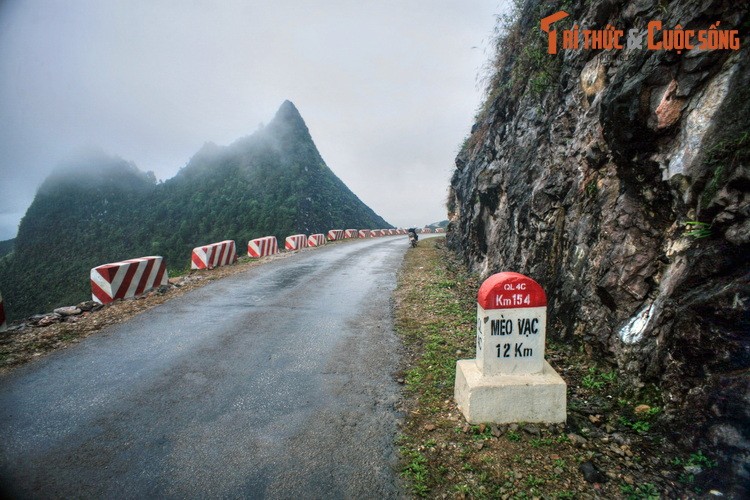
[
  {"left": 0, "top": 101, "right": 389, "bottom": 320},
  {"left": 0, "top": 239, "right": 14, "bottom": 258}
]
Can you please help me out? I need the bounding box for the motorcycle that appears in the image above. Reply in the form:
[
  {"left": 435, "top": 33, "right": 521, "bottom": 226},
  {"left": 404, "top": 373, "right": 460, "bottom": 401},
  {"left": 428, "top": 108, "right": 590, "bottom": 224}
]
[{"left": 408, "top": 232, "right": 418, "bottom": 248}]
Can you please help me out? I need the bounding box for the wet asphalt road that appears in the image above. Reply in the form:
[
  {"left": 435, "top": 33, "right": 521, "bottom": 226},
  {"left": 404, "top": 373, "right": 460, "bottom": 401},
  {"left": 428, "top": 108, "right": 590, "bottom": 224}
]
[{"left": 0, "top": 236, "right": 408, "bottom": 499}]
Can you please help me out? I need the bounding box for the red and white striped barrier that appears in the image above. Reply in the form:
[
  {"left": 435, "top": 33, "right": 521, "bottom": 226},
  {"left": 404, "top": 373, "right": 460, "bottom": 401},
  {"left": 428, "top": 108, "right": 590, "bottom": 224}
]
[
  {"left": 308, "top": 234, "right": 326, "bottom": 247},
  {"left": 358, "top": 230, "right": 370, "bottom": 238},
  {"left": 387, "top": 229, "right": 397, "bottom": 235},
  {"left": 90, "top": 256, "right": 168, "bottom": 304},
  {"left": 345, "top": 229, "right": 358, "bottom": 238},
  {"left": 285, "top": 234, "right": 308, "bottom": 251},
  {"left": 0, "top": 291, "right": 6, "bottom": 332},
  {"left": 248, "top": 236, "right": 279, "bottom": 258},
  {"left": 327, "top": 229, "right": 345, "bottom": 241},
  {"left": 435, "top": 227, "right": 446, "bottom": 233},
  {"left": 421, "top": 228, "right": 433, "bottom": 234},
  {"left": 369, "top": 230, "right": 379, "bottom": 238},
  {"left": 191, "top": 240, "right": 237, "bottom": 270},
  {"left": 399, "top": 229, "right": 407, "bottom": 235}
]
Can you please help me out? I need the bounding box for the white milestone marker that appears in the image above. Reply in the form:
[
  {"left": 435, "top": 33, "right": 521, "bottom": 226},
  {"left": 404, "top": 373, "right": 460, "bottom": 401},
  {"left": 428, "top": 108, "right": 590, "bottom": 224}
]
[
  {"left": 455, "top": 272, "right": 567, "bottom": 424},
  {"left": 475, "top": 272, "right": 547, "bottom": 376}
]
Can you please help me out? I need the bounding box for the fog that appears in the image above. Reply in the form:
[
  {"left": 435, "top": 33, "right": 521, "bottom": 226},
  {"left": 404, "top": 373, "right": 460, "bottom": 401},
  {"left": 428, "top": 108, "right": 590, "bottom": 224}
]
[{"left": 0, "top": 1, "right": 505, "bottom": 240}]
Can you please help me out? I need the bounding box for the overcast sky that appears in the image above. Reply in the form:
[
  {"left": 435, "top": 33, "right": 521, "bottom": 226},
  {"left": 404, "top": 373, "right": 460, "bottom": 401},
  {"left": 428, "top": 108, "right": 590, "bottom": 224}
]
[{"left": 0, "top": 1, "right": 505, "bottom": 239}]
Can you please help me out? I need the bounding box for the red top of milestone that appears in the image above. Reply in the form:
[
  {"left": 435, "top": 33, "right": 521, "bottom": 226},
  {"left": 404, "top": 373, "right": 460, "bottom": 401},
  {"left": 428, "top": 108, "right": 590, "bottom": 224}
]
[{"left": 477, "top": 272, "right": 547, "bottom": 309}]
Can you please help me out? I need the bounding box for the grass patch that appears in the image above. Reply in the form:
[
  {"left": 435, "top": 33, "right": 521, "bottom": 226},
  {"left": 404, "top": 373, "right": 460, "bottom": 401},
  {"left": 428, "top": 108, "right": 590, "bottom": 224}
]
[
  {"left": 620, "top": 482, "right": 660, "bottom": 500},
  {"left": 580, "top": 366, "right": 618, "bottom": 391},
  {"left": 672, "top": 450, "right": 717, "bottom": 469}
]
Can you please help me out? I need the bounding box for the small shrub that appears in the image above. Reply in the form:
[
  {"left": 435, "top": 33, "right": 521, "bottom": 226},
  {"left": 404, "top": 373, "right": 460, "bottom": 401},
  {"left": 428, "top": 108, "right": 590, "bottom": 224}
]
[
  {"left": 684, "top": 221, "right": 711, "bottom": 239},
  {"left": 621, "top": 482, "right": 660, "bottom": 499}
]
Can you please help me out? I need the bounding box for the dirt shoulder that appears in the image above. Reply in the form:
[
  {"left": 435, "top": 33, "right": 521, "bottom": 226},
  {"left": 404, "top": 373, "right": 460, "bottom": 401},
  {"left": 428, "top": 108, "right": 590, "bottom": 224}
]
[{"left": 393, "top": 237, "right": 725, "bottom": 499}]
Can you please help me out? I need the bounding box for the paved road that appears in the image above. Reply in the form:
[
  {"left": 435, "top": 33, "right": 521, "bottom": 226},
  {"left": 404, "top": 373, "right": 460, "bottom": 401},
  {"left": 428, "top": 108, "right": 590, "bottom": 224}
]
[{"left": 0, "top": 236, "right": 408, "bottom": 499}]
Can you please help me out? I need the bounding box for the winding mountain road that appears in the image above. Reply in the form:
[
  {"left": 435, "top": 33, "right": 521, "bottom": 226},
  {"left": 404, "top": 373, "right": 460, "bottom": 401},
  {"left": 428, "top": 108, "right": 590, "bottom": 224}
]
[{"left": 0, "top": 236, "right": 409, "bottom": 498}]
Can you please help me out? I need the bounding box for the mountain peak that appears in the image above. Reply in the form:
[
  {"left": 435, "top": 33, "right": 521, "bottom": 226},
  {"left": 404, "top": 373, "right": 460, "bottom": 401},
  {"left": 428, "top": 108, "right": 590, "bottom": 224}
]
[
  {"left": 277, "top": 99, "right": 300, "bottom": 116},
  {"left": 264, "top": 100, "right": 313, "bottom": 145},
  {"left": 270, "top": 100, "right": 305, "bottom": 128}
]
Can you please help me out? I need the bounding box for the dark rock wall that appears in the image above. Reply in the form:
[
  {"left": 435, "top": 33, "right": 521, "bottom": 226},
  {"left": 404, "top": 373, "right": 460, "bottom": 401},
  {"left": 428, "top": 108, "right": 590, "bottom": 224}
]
[{"left": 449, "top": 0, "right": 748, "bottom": 484}]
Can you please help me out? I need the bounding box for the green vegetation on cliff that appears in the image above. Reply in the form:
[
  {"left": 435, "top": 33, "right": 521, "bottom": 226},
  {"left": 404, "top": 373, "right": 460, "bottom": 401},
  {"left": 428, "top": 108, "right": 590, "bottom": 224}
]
[{"left": 0, "top": 101, "right": 389, "bottom": 320}]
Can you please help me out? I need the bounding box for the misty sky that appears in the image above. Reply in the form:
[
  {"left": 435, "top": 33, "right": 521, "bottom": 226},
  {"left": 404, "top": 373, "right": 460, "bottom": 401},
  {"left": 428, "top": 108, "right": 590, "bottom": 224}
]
[{"left": 0, "top": 1, "right": 505, "bottom": 240}]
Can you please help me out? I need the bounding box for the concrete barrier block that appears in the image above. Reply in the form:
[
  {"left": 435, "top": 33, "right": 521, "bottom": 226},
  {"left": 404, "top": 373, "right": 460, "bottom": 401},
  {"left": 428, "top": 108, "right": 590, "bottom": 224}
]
[
  {"left": 327, "top": 229, "right": 344, "bottom": 241},
  {"left": 308, "top": 234, "right": 326, "bottom": 247},
  {"left": 344, "top": 229, "right": 358, "bottom": 238},
  {"left": 285, "top": 234, "right": 308, "bottom": 251},
  {"left": 191, "top": 240, "right": 237, "bottom": 270},
  {"left": 248, "top": 236, "right": 279, "bottom": 258},
  {"left": 91, "top": 256, "right": 168, "bottom": 304}
]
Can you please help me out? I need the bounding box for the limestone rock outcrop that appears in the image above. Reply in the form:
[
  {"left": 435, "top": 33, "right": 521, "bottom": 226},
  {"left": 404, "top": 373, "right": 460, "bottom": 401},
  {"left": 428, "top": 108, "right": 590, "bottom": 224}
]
[{"left": 448, "top": 0, "right": 748, "bottom": 486}]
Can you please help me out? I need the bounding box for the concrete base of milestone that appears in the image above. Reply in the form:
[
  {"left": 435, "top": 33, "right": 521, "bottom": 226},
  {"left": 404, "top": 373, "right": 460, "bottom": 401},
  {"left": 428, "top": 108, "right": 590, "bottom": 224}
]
[{"left": 454, "top": 359, "right": 567, "bottom": 424}]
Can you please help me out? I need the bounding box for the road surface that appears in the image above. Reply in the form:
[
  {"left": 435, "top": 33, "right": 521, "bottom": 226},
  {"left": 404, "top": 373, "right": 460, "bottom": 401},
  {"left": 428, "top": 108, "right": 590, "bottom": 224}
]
[{"left": 0, "top": 236, "right": 409, "bottom": 498}]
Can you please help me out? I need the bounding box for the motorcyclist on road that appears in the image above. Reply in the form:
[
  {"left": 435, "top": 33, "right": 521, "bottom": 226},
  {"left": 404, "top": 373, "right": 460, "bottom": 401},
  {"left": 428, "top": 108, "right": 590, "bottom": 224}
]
[{"left": 407, "top": 228, "right": 419, "bottom": 245}]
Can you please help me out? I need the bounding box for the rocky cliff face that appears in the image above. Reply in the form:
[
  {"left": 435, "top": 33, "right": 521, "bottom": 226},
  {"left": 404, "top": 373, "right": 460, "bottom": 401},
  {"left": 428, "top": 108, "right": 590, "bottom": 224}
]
[{"left": 449, "top": 0, "right": 748, "bottom": 486}]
